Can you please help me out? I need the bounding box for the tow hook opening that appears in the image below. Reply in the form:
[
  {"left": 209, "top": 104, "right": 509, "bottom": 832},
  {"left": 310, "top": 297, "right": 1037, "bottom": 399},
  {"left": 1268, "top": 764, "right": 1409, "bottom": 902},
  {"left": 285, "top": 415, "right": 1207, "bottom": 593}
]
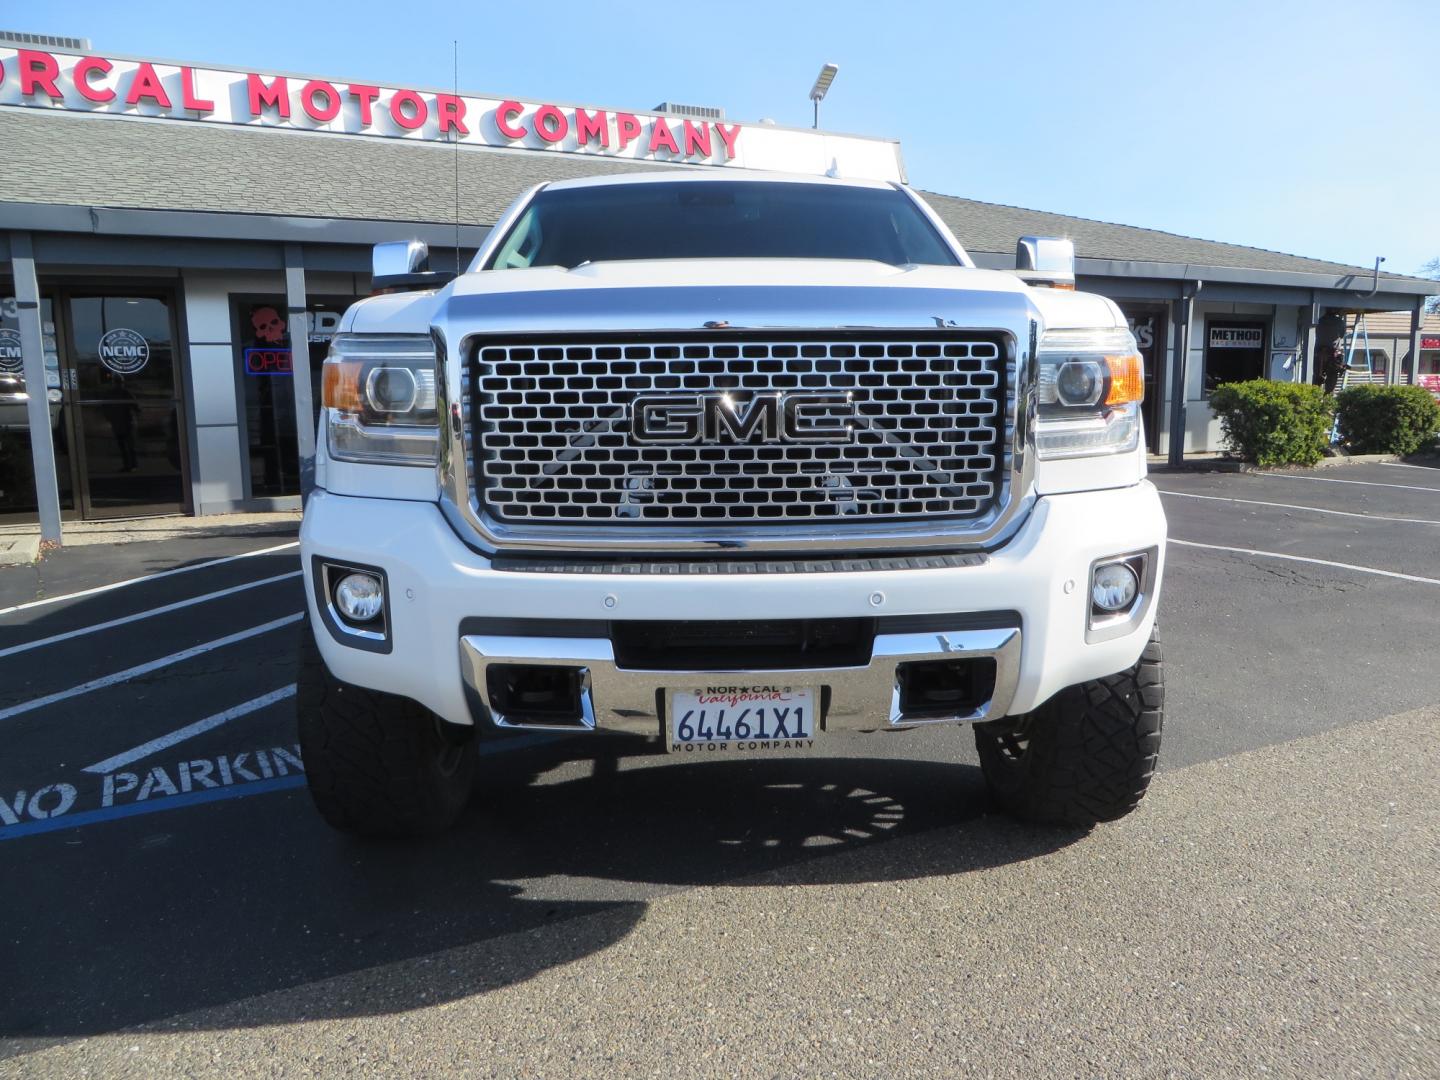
[
  {"left": 894, "top": 657, "right": 997, "bottom": 721},
  {"left": 485, "top": 664, "right": 593, "bottom": 729}
]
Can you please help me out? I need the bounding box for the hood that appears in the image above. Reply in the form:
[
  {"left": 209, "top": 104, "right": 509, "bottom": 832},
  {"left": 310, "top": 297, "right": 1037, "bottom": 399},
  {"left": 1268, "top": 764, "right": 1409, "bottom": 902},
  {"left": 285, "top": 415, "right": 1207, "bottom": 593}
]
[{"left": 347, "top": 259, "right": 1121, "bottom": 338}]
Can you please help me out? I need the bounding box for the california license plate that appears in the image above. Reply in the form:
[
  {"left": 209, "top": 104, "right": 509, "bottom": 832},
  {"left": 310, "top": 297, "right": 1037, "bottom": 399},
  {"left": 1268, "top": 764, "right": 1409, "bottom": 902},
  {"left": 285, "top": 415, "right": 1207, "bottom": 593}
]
[{"left": 667, "top": 685, "right": 817, "bottom": 754}]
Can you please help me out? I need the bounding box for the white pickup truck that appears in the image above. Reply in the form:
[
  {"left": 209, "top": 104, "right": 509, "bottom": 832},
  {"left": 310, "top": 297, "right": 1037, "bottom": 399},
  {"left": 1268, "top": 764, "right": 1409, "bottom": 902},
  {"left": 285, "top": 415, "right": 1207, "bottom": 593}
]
[{"left": 297, "top": 172, "right": 1166, "bottom": 837}]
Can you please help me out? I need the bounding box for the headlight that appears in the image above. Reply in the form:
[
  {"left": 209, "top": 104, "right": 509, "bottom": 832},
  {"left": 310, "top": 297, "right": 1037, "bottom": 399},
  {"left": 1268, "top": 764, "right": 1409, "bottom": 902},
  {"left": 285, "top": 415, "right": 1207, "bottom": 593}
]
[
  {"left": 1034, "top": 326, "right": 1144, "bottom": 460},
  {"left": 321, "top": 334, "right": 439, "bottom": 465}
]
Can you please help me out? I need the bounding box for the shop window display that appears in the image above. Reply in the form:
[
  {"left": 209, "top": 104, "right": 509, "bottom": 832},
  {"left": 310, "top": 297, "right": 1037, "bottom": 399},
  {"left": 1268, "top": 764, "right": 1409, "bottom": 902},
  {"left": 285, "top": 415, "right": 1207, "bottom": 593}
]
[{"left": 232, "top": 295, "right": 357, "bottom": 498}]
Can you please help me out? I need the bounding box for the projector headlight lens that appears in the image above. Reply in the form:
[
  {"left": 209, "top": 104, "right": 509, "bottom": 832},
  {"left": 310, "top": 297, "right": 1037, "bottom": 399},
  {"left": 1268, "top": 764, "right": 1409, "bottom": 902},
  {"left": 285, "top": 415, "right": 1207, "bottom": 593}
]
[{"left": 1091, "top": 561, "right": 1139, "bottom": 613}]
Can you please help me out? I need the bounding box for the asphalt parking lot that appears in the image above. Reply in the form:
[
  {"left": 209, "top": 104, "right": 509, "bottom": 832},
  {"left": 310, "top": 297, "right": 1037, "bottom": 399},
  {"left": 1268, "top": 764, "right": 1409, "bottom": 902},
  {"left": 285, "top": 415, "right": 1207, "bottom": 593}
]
[{"left": 1, "top": 461, "right": 1437, "bottom": 1077}]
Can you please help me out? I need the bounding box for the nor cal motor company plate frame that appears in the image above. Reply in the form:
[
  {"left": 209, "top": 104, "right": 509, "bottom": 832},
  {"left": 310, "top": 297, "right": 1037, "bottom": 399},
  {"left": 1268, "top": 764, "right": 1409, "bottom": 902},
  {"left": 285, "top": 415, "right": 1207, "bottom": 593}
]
[{"left": 667, "top": 685, "right": 817, "bottom": 754}]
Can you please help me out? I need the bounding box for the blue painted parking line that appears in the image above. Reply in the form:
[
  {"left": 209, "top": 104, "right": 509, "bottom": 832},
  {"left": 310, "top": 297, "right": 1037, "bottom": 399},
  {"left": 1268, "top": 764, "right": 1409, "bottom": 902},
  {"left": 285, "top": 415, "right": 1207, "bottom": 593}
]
[{"left": 0, "top": 730, "right": 564, "bottom": 843}]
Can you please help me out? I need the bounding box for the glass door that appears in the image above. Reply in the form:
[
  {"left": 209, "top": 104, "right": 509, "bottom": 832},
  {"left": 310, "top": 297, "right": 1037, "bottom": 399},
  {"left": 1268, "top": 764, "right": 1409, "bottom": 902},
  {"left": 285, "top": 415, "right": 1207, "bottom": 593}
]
[
  {"left": 0, "top": 291, "right": 78, "bottom": 521},
  {"left": 63, "top": 293, "right": 187, "bottom": 518}
]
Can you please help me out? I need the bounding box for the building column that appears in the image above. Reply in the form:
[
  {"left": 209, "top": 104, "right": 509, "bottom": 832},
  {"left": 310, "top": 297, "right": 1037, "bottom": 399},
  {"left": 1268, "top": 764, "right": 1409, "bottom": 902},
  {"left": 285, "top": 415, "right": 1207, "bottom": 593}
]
[
  {"left": 10, "top": 233, "right": 61, "bottom": 545},
  {"left": 1299, "top": 294, "right": 1319, "bottom": 385},
  {"left": 1167, "top": 284, "right": 1199, "bottom": 467},
  {"left": 1408, "top": 299, "right": 1424, "bottom": 386},
  {"left": 284, "top": 244, "right": 315, "bottom": 500}
]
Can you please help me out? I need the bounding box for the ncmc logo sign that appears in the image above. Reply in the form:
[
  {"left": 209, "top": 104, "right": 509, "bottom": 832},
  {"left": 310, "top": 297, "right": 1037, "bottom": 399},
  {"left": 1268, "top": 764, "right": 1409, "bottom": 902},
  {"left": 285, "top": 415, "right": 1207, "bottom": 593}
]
[
  {"left": 97, "top": 328, "right": 150, "bottom": 375},
  {"left": 0, "top": 327, "right": 22, "bottom": 374}
]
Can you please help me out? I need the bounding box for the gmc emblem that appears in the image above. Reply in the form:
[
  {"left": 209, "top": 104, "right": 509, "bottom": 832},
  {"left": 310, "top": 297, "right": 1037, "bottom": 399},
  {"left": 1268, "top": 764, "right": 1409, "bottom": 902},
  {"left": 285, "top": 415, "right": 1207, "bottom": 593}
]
[{"left": 631, "top": 392, "right": 854, "bottom": 445}]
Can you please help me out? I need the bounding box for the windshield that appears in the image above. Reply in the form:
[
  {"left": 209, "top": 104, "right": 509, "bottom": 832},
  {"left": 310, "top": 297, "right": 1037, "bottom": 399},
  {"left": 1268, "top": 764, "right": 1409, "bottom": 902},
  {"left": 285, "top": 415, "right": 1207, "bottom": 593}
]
[{"left": 484, "top": 181, "right": 961, "bottom": 270}]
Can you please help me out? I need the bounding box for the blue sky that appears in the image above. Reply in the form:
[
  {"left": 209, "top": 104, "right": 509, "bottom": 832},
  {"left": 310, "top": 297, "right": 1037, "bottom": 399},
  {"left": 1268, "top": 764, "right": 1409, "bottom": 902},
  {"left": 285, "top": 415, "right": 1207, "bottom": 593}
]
[{"left": 27, "top": 0, "right": 1440, "bottom": 275}]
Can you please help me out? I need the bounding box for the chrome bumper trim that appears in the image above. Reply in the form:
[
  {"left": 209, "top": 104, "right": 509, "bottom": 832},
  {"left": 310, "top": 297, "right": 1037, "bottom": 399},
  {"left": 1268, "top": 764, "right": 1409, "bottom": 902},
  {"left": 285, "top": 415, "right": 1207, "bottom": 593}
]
[{"left": 458, "top": 626, "right": 1022, "bottom": 736}]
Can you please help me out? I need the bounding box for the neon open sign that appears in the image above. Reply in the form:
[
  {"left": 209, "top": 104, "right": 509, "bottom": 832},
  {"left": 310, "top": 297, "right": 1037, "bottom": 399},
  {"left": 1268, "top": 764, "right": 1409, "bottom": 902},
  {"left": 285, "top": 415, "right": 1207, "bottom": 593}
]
[{"left": 244, "top": 348, "right": 292, "bottom": 376}]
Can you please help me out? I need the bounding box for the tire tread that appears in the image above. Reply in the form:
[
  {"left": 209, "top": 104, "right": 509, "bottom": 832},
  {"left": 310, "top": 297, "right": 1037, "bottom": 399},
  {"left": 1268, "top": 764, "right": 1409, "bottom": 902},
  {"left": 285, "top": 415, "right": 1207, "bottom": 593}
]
[
  {"left": 975, "top": 628, "right": 1164, "bottom": 827},
  {"left": 296, "top": 625, "right": 475, "bottom": 837}
]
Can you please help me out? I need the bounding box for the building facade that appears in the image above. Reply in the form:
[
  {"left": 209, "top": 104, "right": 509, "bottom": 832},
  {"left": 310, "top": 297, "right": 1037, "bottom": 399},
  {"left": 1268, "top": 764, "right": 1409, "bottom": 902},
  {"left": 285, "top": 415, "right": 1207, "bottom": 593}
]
[{"left": 2, "top": 38, "right": 1435, "bottom": 533}]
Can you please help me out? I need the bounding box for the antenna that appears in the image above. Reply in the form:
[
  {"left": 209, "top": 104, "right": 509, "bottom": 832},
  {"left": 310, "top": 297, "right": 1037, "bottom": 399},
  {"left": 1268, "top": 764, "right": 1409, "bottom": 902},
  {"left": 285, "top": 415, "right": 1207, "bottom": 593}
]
[{"left": 453, "top": 39, "right": 461, "bottom": 278}]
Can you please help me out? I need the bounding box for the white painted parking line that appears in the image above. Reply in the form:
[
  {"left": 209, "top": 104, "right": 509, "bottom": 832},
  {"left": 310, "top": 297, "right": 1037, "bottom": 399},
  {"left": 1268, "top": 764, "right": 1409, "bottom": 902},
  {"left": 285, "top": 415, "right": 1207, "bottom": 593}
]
[
  {"left": 1256, "top": 473, "right": 1440, "bottom": 494},
  {"left": 82, "top": 685, "right": 299, "bottom": 774},
  {"left": 0, "top": 571, "right": 303, "bottom": 659},
  {"left": 1158, "top": 489, "right": 1440, "bottom": 526},
  {"left": 1380, "top": 461, "right": 1440, "bottom": 471},
  {"left": 0, "top": 612, "right": 304, "bottom": 722},
  {"left": 0, "top": 540, "right": 300, "bottom": 618},
  {"left": 1169, "top": 539, "right": 1440, "bottom": 586}
]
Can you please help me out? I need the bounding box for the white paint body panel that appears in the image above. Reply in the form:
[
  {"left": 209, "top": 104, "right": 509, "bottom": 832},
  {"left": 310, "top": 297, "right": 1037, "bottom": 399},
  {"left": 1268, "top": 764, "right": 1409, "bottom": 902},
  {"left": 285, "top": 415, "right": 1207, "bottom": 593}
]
[{"left": 301, "top": 482, "right": 1166, "bottom": 728}]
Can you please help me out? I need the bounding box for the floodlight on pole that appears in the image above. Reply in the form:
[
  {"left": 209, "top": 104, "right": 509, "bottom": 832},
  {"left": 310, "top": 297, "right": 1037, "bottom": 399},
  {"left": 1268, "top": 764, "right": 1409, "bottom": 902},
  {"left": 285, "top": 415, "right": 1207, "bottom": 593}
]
[{"left": 809, "top": 62, "right": 839, "bottom": 129}]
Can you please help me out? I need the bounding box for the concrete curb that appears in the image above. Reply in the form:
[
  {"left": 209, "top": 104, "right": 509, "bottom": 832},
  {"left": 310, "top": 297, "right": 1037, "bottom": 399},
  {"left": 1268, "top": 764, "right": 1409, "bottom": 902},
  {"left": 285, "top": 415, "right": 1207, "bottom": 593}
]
[
  {"left": 0, "top": 534, "right": 40, "bottom": 566},
  {"left": 1149, "top": 450, "right": 1440, "bottom": 475}
]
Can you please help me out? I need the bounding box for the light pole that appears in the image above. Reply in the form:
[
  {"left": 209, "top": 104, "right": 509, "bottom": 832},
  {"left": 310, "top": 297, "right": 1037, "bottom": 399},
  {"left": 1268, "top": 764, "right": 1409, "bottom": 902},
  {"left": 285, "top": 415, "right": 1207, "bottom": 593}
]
[{"left": 809, "top": 63, "right": 838, "bottom": 129}]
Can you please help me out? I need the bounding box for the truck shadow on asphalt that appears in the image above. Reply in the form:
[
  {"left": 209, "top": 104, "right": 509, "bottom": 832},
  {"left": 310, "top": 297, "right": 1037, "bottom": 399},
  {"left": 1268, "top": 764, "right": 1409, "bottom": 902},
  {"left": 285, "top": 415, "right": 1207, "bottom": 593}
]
[{"left": 0, "top": 741, "right": 1086, "bottom": 1050}]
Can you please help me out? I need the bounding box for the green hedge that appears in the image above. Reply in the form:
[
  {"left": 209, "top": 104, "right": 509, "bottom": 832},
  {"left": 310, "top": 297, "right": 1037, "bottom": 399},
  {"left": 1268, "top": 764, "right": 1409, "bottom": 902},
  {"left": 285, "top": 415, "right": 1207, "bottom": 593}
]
[
  {"left": 1335, "top": 384, "right": 1440, "bottom": 456},
  {"left": 1208, "top": 380, "right": 1335, "bottom": 467}
]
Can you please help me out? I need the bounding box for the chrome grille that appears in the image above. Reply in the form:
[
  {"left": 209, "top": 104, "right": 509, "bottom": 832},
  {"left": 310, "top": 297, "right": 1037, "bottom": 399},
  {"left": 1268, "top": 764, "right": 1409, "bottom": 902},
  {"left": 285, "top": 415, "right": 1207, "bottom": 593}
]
[{"left": 467, "top": 334, "right": 1006, "bottom": 525}]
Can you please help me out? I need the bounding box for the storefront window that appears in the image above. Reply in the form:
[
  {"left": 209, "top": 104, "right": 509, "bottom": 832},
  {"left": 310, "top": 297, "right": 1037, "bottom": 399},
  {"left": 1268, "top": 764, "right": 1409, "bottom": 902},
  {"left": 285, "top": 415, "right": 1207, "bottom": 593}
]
[
  {"left": 1118, "top": 302, "right": 1165, "bottom": 453},
  {"left": 232, "top": 295, "right": 358, "bottom": 498},
  {"left": 1346, "top": 348, "right": 1389, "bottom": 377},
  {"left": 0, "top": 291, "right": 75, "bottom": 518},
  {"left": 1203, "top": 321, "right": 1267, "bottom": 395},
  {"left": 1417, "top": 349, "right": 1440, "bottom": 398}
]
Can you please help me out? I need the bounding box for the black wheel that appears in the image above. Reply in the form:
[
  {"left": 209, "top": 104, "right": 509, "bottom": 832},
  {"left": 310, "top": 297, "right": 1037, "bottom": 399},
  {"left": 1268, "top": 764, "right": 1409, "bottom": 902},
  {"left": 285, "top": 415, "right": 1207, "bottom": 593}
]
[
  {"left": 974, "top": 626, "right": 1164, "bottom": 826},
  {"left": 296, "top": 622, "right": 477, "bottom": 838}
]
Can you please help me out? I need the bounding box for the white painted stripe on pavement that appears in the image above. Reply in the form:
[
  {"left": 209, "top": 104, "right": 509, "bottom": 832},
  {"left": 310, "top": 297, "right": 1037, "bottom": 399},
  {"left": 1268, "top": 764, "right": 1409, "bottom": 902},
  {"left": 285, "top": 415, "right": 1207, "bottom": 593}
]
[
  {"left": 1157, "top": 489, "right": 1440, "bottom": 526},
  {"left": 1255, "top": 473, "right": 1440, "bottom": 494},
  {"left": 82, "top": 685, "right": 299, "bottom": 774},
  {"left": 0, "top": 613, "right": 304, "bottom": 722},
  {"left": 1379, "top": 461, "right": 1440, "bottom": 471},
  {"left": 1169, "top": 538, "right": 1440, "bottom": 586},
  {"left": 0, "top": 541, "right": 300, "bottom": 618},
  {"left": 0, "top": 571, "right": 303, "bottom": 659}
]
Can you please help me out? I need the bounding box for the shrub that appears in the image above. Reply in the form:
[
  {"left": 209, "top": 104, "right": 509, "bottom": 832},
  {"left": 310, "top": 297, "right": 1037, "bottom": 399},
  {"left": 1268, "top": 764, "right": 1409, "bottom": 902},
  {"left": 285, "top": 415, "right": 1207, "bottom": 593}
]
[
  {"left": 1335, "top": 384, "right": 1440, "bottom": 456},
  {"left": 1208, "top": 380, "right": 1334, "bottom": 467}
]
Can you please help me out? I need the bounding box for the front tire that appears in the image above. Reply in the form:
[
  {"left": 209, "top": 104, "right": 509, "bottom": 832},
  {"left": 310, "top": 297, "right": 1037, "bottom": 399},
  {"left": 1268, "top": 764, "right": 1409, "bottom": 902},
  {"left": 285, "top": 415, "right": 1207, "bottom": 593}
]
[
  {"left": 297, "top": 624, "right": 477, "bottom": 838},
  {"left": 974, "top": 627, "right": 1164, "bottom": 826}
]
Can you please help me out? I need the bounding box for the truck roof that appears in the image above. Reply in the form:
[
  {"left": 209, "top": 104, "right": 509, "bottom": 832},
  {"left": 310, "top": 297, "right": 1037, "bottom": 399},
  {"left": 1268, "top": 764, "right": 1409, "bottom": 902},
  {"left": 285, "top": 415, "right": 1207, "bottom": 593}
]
[{"left": 539, "top": 170, "right": 898, "bottom": 193}]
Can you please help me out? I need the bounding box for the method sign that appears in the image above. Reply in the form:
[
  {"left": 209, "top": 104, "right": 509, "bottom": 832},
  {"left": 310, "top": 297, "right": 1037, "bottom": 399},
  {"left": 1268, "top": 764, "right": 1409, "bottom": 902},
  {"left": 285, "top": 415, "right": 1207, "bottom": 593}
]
[{"left": 1209, "top": 327, "right": 1263, "bottom": 349}]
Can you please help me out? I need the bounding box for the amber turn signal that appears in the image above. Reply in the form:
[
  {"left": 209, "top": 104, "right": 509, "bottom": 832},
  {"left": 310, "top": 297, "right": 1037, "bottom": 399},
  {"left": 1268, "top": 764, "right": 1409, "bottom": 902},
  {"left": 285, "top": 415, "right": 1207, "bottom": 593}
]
[
  {"left": 1103, "top": 353, "right": 1144, "bottom": 406},
  {"left": 321, "top": 360, "right": 364, "bottom": 414}
]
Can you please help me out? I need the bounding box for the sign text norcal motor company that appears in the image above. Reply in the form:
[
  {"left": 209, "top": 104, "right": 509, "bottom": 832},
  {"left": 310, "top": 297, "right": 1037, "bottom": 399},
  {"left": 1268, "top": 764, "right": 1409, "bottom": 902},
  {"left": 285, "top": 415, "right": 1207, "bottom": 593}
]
[{"left": 0, "top": 48, "right": 743, "bottom": 163}]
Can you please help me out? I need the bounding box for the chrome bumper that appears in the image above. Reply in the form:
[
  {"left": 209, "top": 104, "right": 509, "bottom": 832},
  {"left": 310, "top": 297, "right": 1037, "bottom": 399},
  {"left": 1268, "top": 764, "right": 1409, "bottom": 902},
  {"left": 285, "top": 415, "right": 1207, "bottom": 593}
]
[{"left": 458, "top": 625, "right": 1022, "bottom": 736}]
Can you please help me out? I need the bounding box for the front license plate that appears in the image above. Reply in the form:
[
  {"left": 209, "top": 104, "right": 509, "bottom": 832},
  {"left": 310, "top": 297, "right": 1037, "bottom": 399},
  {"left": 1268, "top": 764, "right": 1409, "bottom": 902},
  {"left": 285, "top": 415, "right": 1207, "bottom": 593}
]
[{"left": 667, "top": 685, "right": 817, "bottom": 754}]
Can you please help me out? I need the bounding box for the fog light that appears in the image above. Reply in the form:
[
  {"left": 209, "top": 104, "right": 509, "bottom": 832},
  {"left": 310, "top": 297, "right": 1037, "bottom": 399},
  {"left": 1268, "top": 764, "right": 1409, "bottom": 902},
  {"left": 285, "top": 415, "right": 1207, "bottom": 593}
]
[
  {"left": 333, "top": 572, "right": 384, "bottom": 623},
  {"left": 1091, "top": 562, "right": 1139, "bottom": 613}
]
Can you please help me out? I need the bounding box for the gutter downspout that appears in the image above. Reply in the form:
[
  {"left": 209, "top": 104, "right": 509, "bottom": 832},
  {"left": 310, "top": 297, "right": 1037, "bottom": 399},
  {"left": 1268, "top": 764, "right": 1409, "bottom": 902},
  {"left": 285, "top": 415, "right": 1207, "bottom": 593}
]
[
  {"left": 1167, "top": 279, "right": 1203, "bottom": 468},
  {"left": 1356, "top": 257, "right": 1386, "bottom": 300}
]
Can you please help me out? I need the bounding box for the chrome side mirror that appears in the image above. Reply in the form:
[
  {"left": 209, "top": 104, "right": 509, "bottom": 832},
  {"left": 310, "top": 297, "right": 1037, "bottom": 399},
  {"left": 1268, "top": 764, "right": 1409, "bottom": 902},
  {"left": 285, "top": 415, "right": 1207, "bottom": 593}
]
[
  {"left": 371, "top": 240, "right": 455, "bottom": 291},
  {"left": 1015, "top": 236, "right": 1076, "bottom": 289}
]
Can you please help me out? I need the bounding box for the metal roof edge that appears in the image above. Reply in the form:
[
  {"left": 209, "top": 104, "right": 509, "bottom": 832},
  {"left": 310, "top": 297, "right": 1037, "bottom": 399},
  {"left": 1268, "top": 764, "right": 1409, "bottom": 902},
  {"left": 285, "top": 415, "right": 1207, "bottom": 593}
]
[
  {"left": 0, "top": 201, "right": 492, "bottom": 248},
  {"left": 969, "top": 250, "right": 1437, "bottom": 297}
]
